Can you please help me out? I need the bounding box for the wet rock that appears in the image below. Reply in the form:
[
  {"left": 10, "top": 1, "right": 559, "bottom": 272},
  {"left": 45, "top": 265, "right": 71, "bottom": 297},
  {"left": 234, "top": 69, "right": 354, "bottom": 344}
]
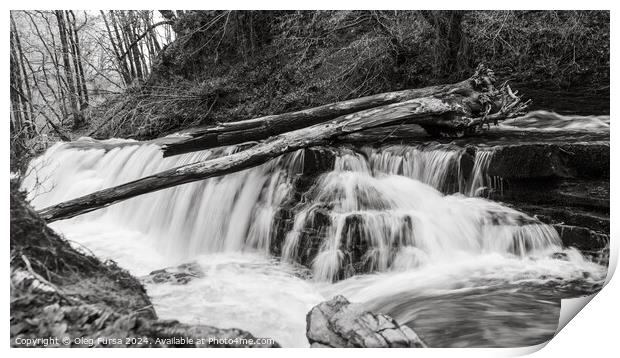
[
  {"left": 553, "top": 224, "right": 609, "bottom": 252},
  {"left": 459, "top": 150, "right": 475, "bottom": 182},
  {"left": 306, "top": 295, "right": 426, "bottom": 348},
  {"left": 464, "top": 141, "right": 609, "bottom": 257},
  {"left": 492, "top": 178, "right": 609, "bottom": 258},
  {"left": 562, "top": 142, "right": 610, "bottom": 179},
  {"left": 134, "top": 318, "right": 280, "bottom": 347},
  {"left": 492, "top": 179, "right": 609, "bottom": 212},
  {"left": 487, "top": 142, "right": 609, "bottom": 180},
  {"left": 339, "top": 214, "right": 413, "bottom": 279},
  {"left": 296, "top": 206, "right": 333, "bottom": 266},
  {"left": 300, "top": 147, "right": 337, "bottom": 177},
  {"left": 522, "top": 204, "right": 609, "bottom": 233},
  {"left": 269, "top": 147, "right": 337, "bottom": 257},
  {"left": 283, "top": 210, "right": 419, "bottom": 280},
  {"left": 11, "top": 292, "right": 280, "bottom": 347},
  {"left": 339, "top": 214, "right": 369, "bottom": 276},
  {"left": 289, "top": 147, "right": 338, "bottom": 199},
  {"left": 270, "top": 207, "right": 293, "bottom": 257},
  {"left": 551, "top": 252, "right": 569, "bottom": 261},
  {"left": 142, "top": 262, "right": 204, "bottom": 285}
]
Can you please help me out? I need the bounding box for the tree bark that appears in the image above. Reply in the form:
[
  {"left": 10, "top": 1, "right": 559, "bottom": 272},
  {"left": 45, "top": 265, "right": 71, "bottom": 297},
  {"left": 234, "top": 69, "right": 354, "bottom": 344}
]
[
  {"left": 54, "top": 10, "right": 82, "bottom": 129},
  {"left": 118, "top": 20, "right": 172, "bottom": 61},
  {"left": 66, "top": 11, "right": 84, "bottom": 106},
  {"left": 110, "top": 11, "right": 136, "bottom": 81},
  {"left": 10, "top": 29, "right": 25, "bottom": 135},
  {"left": 119, "top": 11, "right": 144, "bottom": 80},
  {"left": 11, "top": 14, "right": 36, "bottom": 136},
  {"left": 37, "top": 11, "right": 69, "bottom": 120},
  {"left": 162, "top": 79, "right": 475, "bottom": 157},
  {"left": 101, "top": 10, "right": 131, "bottom": 85},
  {"left": 68, "top": 10, "right": 89, "bottom": 107}
]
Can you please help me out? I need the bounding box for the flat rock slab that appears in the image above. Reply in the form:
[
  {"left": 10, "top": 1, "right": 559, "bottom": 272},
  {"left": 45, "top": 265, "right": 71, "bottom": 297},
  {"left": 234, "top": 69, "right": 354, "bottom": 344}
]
[{"left": 487, "top": 142, "right": 609, "bottom": 179}]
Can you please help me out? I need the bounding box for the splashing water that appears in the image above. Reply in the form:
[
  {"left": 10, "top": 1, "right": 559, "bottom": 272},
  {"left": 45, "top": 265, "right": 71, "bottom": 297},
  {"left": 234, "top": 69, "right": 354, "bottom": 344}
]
[
  {"left": 281, "top": 166, "right": 560, "bottom": 281},
  {"left": 22, "top": 137, "right": 606, "bottom": 347}
]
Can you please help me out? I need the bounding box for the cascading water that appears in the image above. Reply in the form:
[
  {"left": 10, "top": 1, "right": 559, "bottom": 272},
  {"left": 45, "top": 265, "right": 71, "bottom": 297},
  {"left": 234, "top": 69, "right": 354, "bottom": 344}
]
[
  {"left": 24, "top": 140, "right": 305, "bottom": 260},
  {"left": 467, "top": 148, "right": 497, "bottom": 197},
  {"left": 366, "top": 144, "right": 465, "bottom": 192},
  {"left": 22, "top": 134, "right": 606, "bottom": 347},
  {"left": 280, "top": 164, "right": 560, "bottom": 281}
]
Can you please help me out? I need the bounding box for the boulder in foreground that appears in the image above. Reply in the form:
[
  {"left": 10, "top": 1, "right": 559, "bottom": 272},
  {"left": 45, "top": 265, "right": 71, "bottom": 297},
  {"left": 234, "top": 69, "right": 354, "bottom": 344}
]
[{"left": 306, "top": 295, "right": 426, "bottom": 348}]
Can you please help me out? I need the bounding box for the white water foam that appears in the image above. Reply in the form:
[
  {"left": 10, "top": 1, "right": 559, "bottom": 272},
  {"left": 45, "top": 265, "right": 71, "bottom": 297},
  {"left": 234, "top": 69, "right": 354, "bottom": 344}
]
[
  {"left": 21, "top": 138, "right": 606, "bottom": 347},
  {"left": 500, "top": 110, "right": 610, "bottom": 132}
]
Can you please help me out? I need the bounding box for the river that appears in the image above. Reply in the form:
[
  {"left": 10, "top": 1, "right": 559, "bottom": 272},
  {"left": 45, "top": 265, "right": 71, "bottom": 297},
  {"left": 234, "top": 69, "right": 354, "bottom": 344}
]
[{"left": 22, "top": 110, "right": 609, "bottom": 348}]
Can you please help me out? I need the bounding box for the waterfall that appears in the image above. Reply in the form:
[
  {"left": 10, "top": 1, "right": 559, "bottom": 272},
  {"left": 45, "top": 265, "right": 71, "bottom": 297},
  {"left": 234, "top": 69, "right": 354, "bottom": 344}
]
[
  {"left": 24, "top": 140, "right": 305, "bottom": 259},
  {"left": 367, "top": 144, "right": 465, "bottom": 192},
  {"left": 24, "top": 138, "right": 560, "bottom": 282},
  {"left": 467, "top": 148, "right": 498, "bottom": 197},
  {"left": 20, "top": 137, "right": 608, "bottom": 348},
  {"left": 280, "top": 170, "right": 560, "bottom": 281}
]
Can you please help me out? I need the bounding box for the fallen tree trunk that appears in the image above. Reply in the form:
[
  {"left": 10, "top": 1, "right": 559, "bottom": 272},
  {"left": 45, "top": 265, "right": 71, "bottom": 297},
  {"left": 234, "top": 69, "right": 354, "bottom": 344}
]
[
  {"left": 162, "top": 67, "right": 494, "bottom": 157},
  {"left": 39, "top": 66, "right": 528, "bottom": 222}
]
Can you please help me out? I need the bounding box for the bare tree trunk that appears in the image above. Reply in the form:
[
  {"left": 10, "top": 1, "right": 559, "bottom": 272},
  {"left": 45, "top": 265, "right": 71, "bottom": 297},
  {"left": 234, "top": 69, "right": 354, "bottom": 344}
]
[
  {"left": 111, "top": 11, "right": 136, "bottom": 81},
  {"left": 115, "top": 11, "right": 143, "bottom": 81},
  {"left": 10, "top": 16, "right": 33, "bottom": 171},
  {"left": 65, "top": 11, "right": 84, "bottom": 106},
  {"left": 37, "top": 11, "right": 69, "bottom": 120},
  {"left": 68, "top": 10, "right": 89, "bottom": 107},
  {"left": 124, "top": 11, "right": 144, "bottom": 80},
  {"left": 54, "top": 10, "right": 82, "bottom": 128},
  {"left": 10, "top": 29, "right": 25, "bottom": 134},
  {"left": 149, "top": 14, "right": 162, "bottom": 53},
  {"left": 28, "top": 56, "right": 71, "bottom": 141},
  {"left": 10, "top": 13, "right": 35, "bottom": 136},
  {"left": 101, "top": 10, "right": 131, "bottom": 85},
  {"left": 25, "top": 12, "right": 61, "bottom": 107},
  {"left": 19, "top": 46, "right": 71, "bottom": 141}
]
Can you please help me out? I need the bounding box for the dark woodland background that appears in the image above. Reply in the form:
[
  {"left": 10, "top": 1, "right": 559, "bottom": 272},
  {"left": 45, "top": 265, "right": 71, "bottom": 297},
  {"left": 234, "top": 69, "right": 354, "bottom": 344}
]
[
  {"left": 10, "top": 10, "right": 610, "bottom": 172},
  {"left": 9, "top": 10, "right": 611, "bottom": 348}
]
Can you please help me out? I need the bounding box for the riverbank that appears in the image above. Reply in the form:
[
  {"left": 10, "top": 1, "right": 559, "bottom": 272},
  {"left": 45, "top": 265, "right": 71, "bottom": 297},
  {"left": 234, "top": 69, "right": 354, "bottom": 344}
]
[{"left": 10, "top": 183, "right": 279, "bottom": 347}]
